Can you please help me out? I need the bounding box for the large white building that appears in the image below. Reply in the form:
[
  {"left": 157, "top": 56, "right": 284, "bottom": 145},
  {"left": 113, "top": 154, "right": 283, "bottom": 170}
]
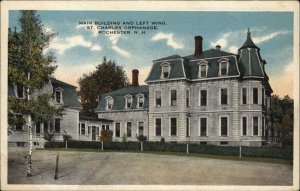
[{"left": 96, "top": 30, "right": 272, "bottom": 146}]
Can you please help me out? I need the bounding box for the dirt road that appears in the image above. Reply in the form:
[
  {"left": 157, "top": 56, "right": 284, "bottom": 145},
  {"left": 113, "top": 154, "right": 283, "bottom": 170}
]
[{"left": 8, "top": 149, "right": 292, "bottom": 185}]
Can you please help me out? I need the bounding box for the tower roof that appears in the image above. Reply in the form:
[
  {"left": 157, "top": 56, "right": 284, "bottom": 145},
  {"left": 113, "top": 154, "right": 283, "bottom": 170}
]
[{"left": 239, "top": 29, "right": 260, "bottom": 50}]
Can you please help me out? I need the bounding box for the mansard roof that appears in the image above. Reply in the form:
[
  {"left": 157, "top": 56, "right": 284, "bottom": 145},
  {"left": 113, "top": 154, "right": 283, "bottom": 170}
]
[
  {"left": 8, "top": 78, "right": 81, "bottom": 109},
  {"left": 145, "top": 49, "right": 239, "bottom": 82},
  {"left": 95, "top": 85, "right": 149, "bottom": 112},
  {"left": 51, "top": 78, "right": 81, "bottom": 108}
]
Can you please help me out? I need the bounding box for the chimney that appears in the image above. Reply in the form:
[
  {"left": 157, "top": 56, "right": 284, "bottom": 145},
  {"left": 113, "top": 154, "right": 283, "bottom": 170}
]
[
  {"left": 216, "top": 44, "right": 221, "bottom": 50},
  {"left": 194, "top": 36, "right": 203, "bottom": 57},
  {"left": 132, "top": 69, "right": 139, "bottom": 86}
]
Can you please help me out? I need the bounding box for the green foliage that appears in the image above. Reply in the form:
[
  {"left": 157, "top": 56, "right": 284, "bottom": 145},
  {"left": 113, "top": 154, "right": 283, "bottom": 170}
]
[
  {"left": 63, "top": 134, "right": 72, "bottom": 141},
  {"left": 160, "top": 137, "right": 165, "bottom": 143},
  {"left": 44, "top": 141, "right": 293, "bottom": 160},
  {"left": 122, "top": 133, "right": 127, "bottom": 143},
  {"left": 270, "top": 95, "right": 294, "bottom": 146},
  {"left": 8, "top": 11, "right": 65, "bottom": 128},
  {"left": 77, "top": 57, "right": 130, "bottom": 117},
  {"left": 44, "top": 132, "right": 55, "bottom": 142},
  {"left": 100, "top": 129, "right": 113, "bottom": 142},
  {"left": 136, "top": 135, "right": 147, "bottom": 142}
]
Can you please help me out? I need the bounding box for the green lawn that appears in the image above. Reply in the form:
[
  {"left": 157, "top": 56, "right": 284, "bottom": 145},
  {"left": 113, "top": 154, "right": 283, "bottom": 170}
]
[{"left": 40, "top": 148, "right": 293, "bottom": 165}]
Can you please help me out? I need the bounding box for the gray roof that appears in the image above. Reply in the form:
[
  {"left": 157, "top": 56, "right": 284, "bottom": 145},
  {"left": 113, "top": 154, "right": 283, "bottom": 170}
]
[
  {"left": 95, "top": 85, "right": 149, "bottom": 112},
  {"left": 51, "top": 78, "right": 81, "bottom": 108},
  {"left": 8, "top": 78, "right": 81, "bottom": 109},
  {"left": 146, "top": 49, "right": 239, "bottom": 82}
]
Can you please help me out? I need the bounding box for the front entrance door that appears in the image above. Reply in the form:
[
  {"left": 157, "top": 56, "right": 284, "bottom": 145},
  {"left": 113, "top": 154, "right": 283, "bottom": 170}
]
[{"left": 92, "top": 126, "right": 96, "bottom": 141}]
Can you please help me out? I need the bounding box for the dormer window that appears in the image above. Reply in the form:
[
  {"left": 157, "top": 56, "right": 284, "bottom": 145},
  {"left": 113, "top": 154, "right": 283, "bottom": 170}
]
[
  {"left": 219, "top": 58, "right": 229, "bottom": 76},
  {"left": 55, "top": 89, "right": 63, "bottom": 104},
  {"left": 106, "top": 96, "right": 114, "bottom": 110},
  {"left": 161, "top": 63, "right": 171, "bottom": 79},
  {"left": 136, "top": 94, "right": 144, "bottom": 108},
  {"left": 14, "top": 84, "right": 25, "bottom": 99},
  {"left": 198, "top": 61, "right": 208, "bottom": 78},
  {"left": 125, "top": 95, "right": 132, "bottom": 109}
]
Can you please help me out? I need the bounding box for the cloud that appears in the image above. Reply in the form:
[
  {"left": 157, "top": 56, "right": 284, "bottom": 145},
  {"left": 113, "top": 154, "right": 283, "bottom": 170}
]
[
  {"left": 47, "top": 35, "right": 101, "bottom": 55},
  {"left": 91, "top": 45, "right": 102, "bottom": 51},
  {"left": 126, "top": 66, "right": 151, "bottom": 85},
  {"left": 252, "top": 31, "right": 290, "bottom": 45},
  {"left": 112, "top": 45, "right": 131, "bottom": 58},
  {"left": 76, "top": 24, "right": 98, "bottom": 36},
  {"left": 54, "top": 62, "right": 98, "bottom": 88},
  {"left": 151, "top": 32, "right": 184, "bottom": 49},
  {"left": 210, "top": 33, "right": 230, "bottom": 48},
  {"left": 269, "top": 61, "right": 294, "bottom": 98},
  {"left": 228, "top": 46, "right": 238, "bottom": 54}
]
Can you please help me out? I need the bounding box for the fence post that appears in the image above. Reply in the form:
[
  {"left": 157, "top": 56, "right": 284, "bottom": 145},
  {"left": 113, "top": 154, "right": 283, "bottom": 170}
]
[
  {"left": 101, "top": 141, "right": 103, "bottom": 151},
  {"left": 239, "top": 146, "right": 242, "bottom": 158},
  {"left": 186, "top": 143, "right": 189, "bottom": 154},
  {"left": 54, "top": 152, "right": 59, "bottom": 180},
  {"left": 141, "top": 142, "right": 143, "bottom": 152},
  {"left": 65, "top": 140, "right": 67, "bottom": 149}
]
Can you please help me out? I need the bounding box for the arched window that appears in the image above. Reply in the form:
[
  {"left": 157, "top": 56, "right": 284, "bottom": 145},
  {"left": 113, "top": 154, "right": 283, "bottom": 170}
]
[
  {"left": 161, "top": 63, "right": 171, "bottom": 79},
  {"left": 136, "top": 93, "right": 144, "bottom": 108},
  {"left": 106, "top": 96, "right": 114, "bottom": 110},
  {"left": 55, "top": 90, "right": 62, "bottom": 104},
  {"left": 125, "top": 95, "right": 132, "bottom": 109},
  {"left": 218, "top": 58, "right": 229, "bottom": 76},
  {"left": 197, "top": 60, "right": 208, "bottom": 78}
]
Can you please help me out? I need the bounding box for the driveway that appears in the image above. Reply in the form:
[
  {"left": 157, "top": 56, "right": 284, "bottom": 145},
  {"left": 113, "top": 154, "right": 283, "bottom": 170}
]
[{"left": 7, "top": 149, "right": 293, "bottom": 185}]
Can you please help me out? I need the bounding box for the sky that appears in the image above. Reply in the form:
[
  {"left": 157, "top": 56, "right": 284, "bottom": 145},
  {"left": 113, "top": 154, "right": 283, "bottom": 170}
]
[{"left": 9, "top": 11, "right": 294, "bottom": 98}]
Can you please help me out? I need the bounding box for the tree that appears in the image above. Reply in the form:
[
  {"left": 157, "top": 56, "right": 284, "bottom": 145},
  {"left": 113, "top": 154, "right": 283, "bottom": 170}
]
[
  {"left": 270, "top": 95, "right": 294, "bottom": 147},
  {"left": 100, "top": 129, "right": 113, "bottom": 142},
  {"left": 78, "top": 57, "right": 129, "bottom": 117},
  {"left": 136, "top": 134, "right": 147, "bottom": 143},
  {"left": 8, "top": 11, "right": 65, "bottom": 176}
]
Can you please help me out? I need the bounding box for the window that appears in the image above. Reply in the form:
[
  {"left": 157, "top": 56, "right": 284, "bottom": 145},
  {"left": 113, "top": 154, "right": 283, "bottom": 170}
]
[
  {"left": 262, "top": 88, "right": 265, "bottom": 106},
  {"left": 50, "top": 121, "right": 54, "bottom": 133},
  {"left": 200, "top": 64, "right": 207, "bottom": 78},
  {"left": 170, "top": 118, "right": 177, "bottom": 136},
  {"left": 220, "top": 62, "right": 228, "bottom": 76},
  {"left": 55, "top": 118, "right": 60, "bottom": 133},
  {"left": 200, "top": 118, "right": 207, "bottom": 136},
  {"left": 88, "top": 126, "right": 91, "bottom": 135},
  {"left": 253, "top": 88, "right": 258, "bottom": 104},
  {"left": 242, "top": 88, "right": 247, "bottom": 104},
  {"left": 155, "top": 118, "right": 161, "bottom": 136},
  {"left": 127, "top": 122, "right": 132, "bottom": 137},
  {"left": 138, "top": 122, "right": 144, "bottom": 135},
  {"left": 125, "top": 95, "right": 132, "bottom": 109},
  {"left": 137, "top": 95, "right": 144, "bottom": 108},
  {"left": 81, "top": 123, "right": 85, "bottom": 135},
  {"left": 171, "top": 90, "right": 177, "bottom": 106},
  {"left": 262, "top": 117, "right": 265, "bottom": 137},
  {"left": 102, "top": 125, "right": 105, "bottom": 130},
  {"left": 186, "top": 90, "right": 190, "bottom": 107},
  {"left": 242, "top": 117, "right": 247, "bottom": 136},
  {"left": 36, "top": 122, "right": 41, "bottom": 134},
  {"left": 44, "top": 122, "right": 49, "bottom": 133},
  {"left": 115, "top": 123, "right": 120, "bottom": 137},
  {"left": 106, "top": 97, "right": 114, "bottom": 110},
  {"left": 220, "top": 117, "right": 228, "bottom": 136},
  {"left": 220, "top": 88, "right": 228, "bottom": 105},
  {"left": 16, "top": 84, "right": 25, "bottom": 99},
  {"left": 186, "top": 118, "right": 190, "bottom": 137},
  {"left": 162, "top": 65, "right": 170, "bottom": 78},
  {"left": 200, "top": 90, "right": 207, "bottom": 106},
  {"left": 55, "top": 90, "right": 62, "bottom": 104},
  {"left": 155, "top": 91, "right": 161, "bottom": 107},
  {"left": 253, "top": 117, "right": 258, "bottom": 136},
  {"left": 15, "top": 115, "right": 24, "bottom": 131}
]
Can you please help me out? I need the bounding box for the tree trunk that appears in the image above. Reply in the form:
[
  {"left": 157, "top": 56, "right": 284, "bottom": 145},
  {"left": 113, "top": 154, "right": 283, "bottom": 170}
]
[
  {"left": 27, "top": 114, "right": 33, "bottom": 176},
  {"left": 26, "top": 72, "right": 33, "bottom": 177}
]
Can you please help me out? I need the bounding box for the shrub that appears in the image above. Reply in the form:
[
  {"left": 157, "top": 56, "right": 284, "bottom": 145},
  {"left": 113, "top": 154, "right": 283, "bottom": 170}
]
[
  {"left": 122, "top": 133, "right": 127, "bottom": 143},
  {"left": 136, "top": 135, "right": 147, "bottom": 142},
  {"left": 100, "top": 129, "right": 113, "bottom": 142},
  {"left": 160, "top": 137, "right": 165, "bottom": 143},
  {"left": 44, "top": 132, "right": 55, "bottom": 142},
  {"left": 63, "top": 134, "right": 72, "bottom": 141}
]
